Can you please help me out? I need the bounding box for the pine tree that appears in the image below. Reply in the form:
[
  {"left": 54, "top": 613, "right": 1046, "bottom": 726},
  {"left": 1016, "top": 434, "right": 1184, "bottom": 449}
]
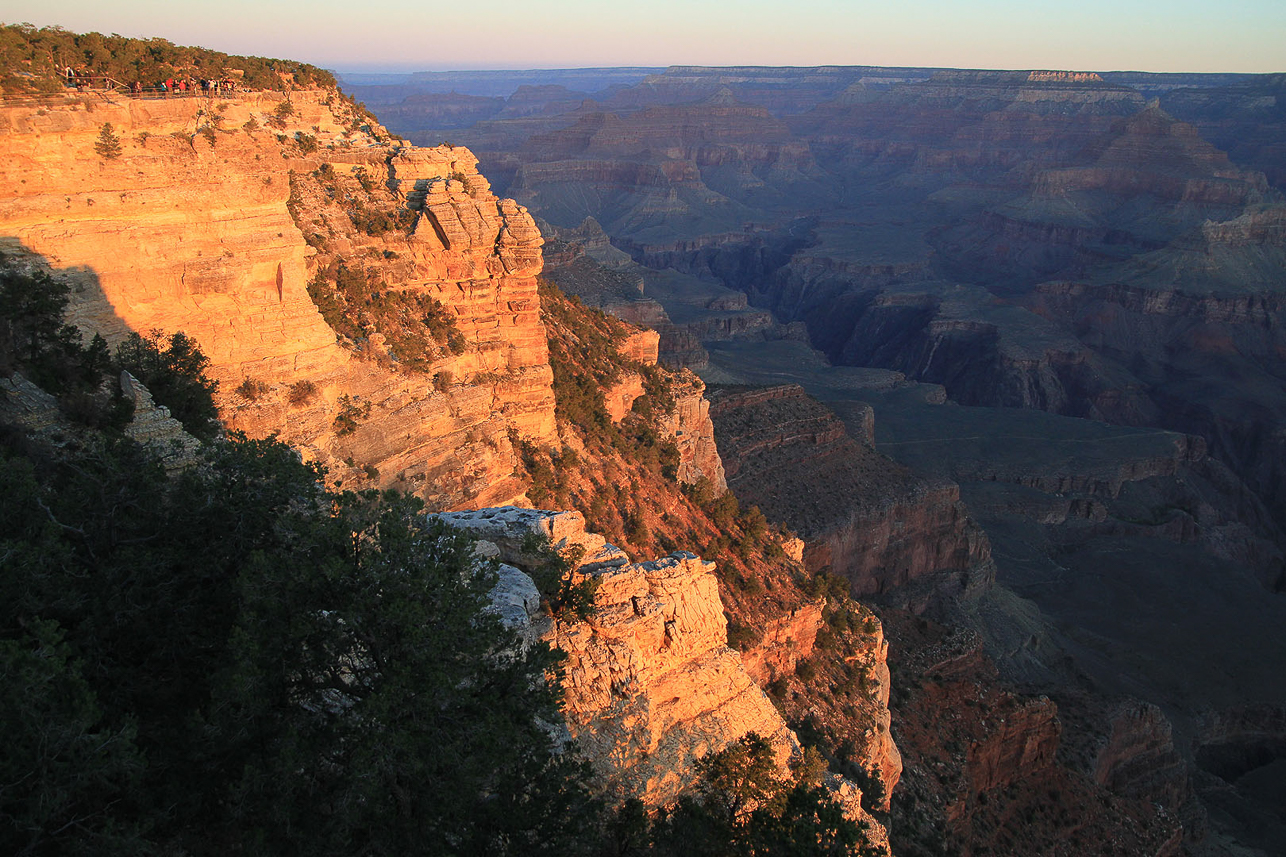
[{"left": 94, "top": 122, "right": 121, "bottom": 160}]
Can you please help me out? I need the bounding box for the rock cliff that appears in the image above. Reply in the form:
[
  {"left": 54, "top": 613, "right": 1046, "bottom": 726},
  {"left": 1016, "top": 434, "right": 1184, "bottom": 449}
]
[
  {"left": 431, "top": 507, "right": 889, "bottom": 850},
  {"left": 883, "top": 614, "right": 1184, "bottom": 856},
  {"left": 0, "top": 90, "right": 554, "bottom": 509},
  {"left": 356, "top": 63, "right": 1286, "bottom": 856},
  {"left": 708, "top": 384, "right": 993, "bottom": 600}
]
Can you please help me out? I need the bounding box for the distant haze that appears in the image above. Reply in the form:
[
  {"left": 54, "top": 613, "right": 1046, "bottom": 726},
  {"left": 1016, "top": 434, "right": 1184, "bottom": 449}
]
[{"left": 3, "top": 0, "right": 1284, "bottom": 74}]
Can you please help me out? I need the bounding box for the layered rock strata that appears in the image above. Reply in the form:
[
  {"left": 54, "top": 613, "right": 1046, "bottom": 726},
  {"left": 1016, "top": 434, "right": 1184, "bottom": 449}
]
[
  {"left": 659, "top": 372, "right": 728, "bottom": 490},
  {"left": 431, "top": 506, "right": 888, "bottom": 851},
  {"left": 708, "top": 384, "right": 993, "bottom": 599},
  {"left": 0, "top": 92, "right": 555, "bottom": 509}
]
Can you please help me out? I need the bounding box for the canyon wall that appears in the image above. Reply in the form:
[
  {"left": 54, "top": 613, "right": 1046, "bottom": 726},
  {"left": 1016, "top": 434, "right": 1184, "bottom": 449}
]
[
  {"left": 432, "top": 507, "right": 890, "bottom": 851},
  {"left": 0, "top": 90, "right": 555, "bottom": 509},
  {"left": 709, "top": 384, "right": 994, "bottom": 600}
]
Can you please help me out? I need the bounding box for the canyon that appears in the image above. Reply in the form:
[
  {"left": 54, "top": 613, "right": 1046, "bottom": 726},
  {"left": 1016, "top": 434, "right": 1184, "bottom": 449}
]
[
  {"left": 2, "top": 45, "right": 1283, "bottom": 854},
  {"left": 352, "top": 64, "right": 1286, "bottom": 855},
  {"left": 0, "top": 77, "right": 900, "bottom": 853}
]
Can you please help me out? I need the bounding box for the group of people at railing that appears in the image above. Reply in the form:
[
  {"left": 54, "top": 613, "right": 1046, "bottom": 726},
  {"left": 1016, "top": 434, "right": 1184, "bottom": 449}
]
[{"left": 62, "top": 66, "right": 242, "bottom": 97}]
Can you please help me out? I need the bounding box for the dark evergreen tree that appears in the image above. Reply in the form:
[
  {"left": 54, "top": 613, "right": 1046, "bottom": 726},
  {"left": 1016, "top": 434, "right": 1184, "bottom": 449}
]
[
  {"left": 93, "top": 123, "right": 121, "bottom": 160},
  {"left": 0, "top": 276, "right": 600, "bottom": 853},
  {"left": 114, "top": 330, "right": 220, "bottom": 439}
]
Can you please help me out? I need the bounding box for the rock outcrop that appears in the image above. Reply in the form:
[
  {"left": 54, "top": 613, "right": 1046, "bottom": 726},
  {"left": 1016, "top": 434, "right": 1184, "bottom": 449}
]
[
  {"left": 1, "top": 369, "right": 200, "bottom": 471},
  {"left": 120, "top": 370, "right": 200, "bottom": 470},
  {"left": 0, "top": 91, "right": 555, "bottom": 509},
  {"left": 1093, "top": 702, "right": 1190, "bottom": 811},
  {"left": 883, "top": 613, "right": 1183, "bottom": 856},
  {"left": 431, "top": 507, "right": 888, "bottom": 850},
  {"left": 709, "top": 384, "right": 993, "bottom": 599},
  {"left": 660, "top": 371, "right": 727, "bottom": 490},
  {"left": 434, "top": 508, "right": 800, "bottom": 807}
]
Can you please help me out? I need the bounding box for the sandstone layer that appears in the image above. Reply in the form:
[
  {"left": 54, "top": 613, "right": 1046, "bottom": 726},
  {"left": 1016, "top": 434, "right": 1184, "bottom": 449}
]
[
  {"left": 431, "top": 506, "right": 889, "bottom": 851},
  {"left": 0, "top": 91, "right": 555, "bottom": 509},
  {"left": 708, "top": 384, "right": 993, "bottom": 599}
]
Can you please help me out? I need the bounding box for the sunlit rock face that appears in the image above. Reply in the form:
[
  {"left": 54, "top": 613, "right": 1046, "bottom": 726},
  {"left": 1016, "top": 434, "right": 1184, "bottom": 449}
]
[
  {"left": 433, "top": 507, "right": 800, "bottom": 804},
  {"left": 0, "top": 93, "right": 555, "bottom": 509},
  {"left": 433, "top": 506, "right": 890, "bottom": 853}
]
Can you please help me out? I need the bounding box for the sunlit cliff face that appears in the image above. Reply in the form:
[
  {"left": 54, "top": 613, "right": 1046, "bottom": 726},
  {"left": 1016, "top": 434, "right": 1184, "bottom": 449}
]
[{"left": 0, "top": 92, "right": 557, "bottom": 508}]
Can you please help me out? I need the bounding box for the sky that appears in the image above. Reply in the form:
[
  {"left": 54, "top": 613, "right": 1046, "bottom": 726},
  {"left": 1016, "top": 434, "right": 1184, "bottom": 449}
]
[{"left": 3, "top": 0, "right": 1283, "bottom": 74}]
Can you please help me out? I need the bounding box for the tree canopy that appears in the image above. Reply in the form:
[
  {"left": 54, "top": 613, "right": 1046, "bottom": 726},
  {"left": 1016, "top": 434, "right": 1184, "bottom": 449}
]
[
  {"left": 0, "top": 23, "right": 336, "bottom": 95},
  {"left": 0, "top": 262, "right": 597, "bottom": 855}
]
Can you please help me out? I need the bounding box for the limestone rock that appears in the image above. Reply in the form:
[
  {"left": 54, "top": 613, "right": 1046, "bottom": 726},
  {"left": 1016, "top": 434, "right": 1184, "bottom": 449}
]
[
  {"left": 432, "top": 507, "right": 800, "bottom": 806},
  {"left": 485, "top": 562, "right": 542, "bottom": 633},
  {"left": 434, "top": 507, "right": 630, "bottom": 572},
  {"left": 0, "top": 94, "right": 556, "bottom": 511},
  {"left": 120, "top": 371, "right": 200, "bottom": 470},
  {"left": 0, "top": 372, "right": 62, "bottom": 434},
  {"left": 659, "top": 370, "right": 727, "bottom": 490},
  {"left": 822, "top": 772, "right": 891, "bottom": 854},
  {"left": 603, "top": 370, "right": 647, "bottom": 423}
]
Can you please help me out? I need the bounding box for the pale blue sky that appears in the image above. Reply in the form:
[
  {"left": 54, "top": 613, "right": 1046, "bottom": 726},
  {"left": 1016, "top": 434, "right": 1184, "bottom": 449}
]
[{"left": 3, "top": 0, "right": 1283, "bottom": 73}]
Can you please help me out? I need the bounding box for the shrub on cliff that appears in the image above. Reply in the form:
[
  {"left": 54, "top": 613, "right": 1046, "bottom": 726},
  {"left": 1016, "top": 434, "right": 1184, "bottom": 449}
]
[
  {"left": 539, "top": 279, "right": 682, "bottom": 480},
  {"left": 306, "top": 264, "right": 465, "bottom": 369},
  {"left": 625, "top": 734, "right": 881, "bottom": 856}
]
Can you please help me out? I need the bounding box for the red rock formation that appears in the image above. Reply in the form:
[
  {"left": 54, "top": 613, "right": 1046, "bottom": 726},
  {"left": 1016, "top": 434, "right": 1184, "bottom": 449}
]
[
  {"left": 961, "top": 696, "right": 1061, "bottom": 806},
  {"left": 709, "top": 384, "right": 994, "bottom": 598},
  {"left": 739, "top": 600, "right": 824, "bottom": 685},
  {"left": 658, "top": 371, "right": 728, "bottom": 490},
  {"left": 1094, "top": 702, "right": 1191, "bottom": 811},
  {"left": 883, "top": 612, "right": 1183, "bottom": 856}
]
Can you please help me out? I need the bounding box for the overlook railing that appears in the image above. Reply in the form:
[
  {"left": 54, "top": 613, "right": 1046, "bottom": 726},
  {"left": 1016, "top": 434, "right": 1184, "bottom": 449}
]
[
  {"left": 0, "top": 78, "right": 292, "bottom": 106},
  {"left": 59, "top": 74, "right": 247, "bottom": 98}
]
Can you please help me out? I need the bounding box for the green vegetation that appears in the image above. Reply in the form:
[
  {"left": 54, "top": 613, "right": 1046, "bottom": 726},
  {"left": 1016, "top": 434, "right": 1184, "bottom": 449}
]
[
  {"left": 346, "top": 198, "right": 418, "bottom": 237},
  {"left": 0, "top": 24, "right": 335, "bottom": 95},
  {"left": 287, "top": 379, "right": 318, "bottom": 405},
  {"left": 306, "top": 263, "right": 465, "bottom": 370},
  {"left": 792, "top": 720, "right": 888, "bottom": 815},
  {"left": 610, "top": 734, "right": 883, "bottom": 856},
  {"left": 332, "top": 393, "right": 370, "bottom": 436},
  {"left": 519, "top": 531, "right": 599, "bottom": 621},
  {"left": 540, "top": 279, "right": 627, "bottom": 436},
  {"left": 0, "top": 433, "right": 599, "bottom": 855},
  {"left": 235, "top": 376, "right": 268, "bottom": 400},
  {"left": 538, "top": 279, "right": 680, "bottom": 475},
  {"left": 0, "top": 313, "right": 600, "bottom": 854},
  {"left": 294, "top": 131, "right": 318, "bottom": 154},
  {"left": 94, "top": 122, "right": 121, "bottom": 159},
  {"left": 268, "top": 99, "right": 295, "bottom": 129},
  {"left": 114, "top": 329, "right": 220, "bottom": 440},
  {"left": 0, "top": 262, "right": 216, "bottom": 435}
]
